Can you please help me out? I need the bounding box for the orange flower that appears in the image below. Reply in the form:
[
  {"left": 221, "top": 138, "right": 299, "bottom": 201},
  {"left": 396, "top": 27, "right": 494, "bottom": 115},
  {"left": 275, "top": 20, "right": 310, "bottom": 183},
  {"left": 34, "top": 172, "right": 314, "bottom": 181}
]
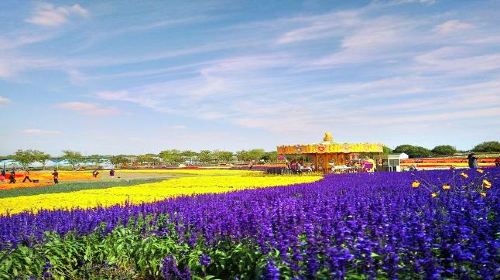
[
  {"left": 442, "top": 184, "right": 451, "bottom": 190},
  {"left": 431, "top": 192, "right": 438, "bottom": 198},
  {"left": 460, "top": 172, "right": 468, "bottom": 178},
  {"left": 477, "top": 169, "right": 484, "bottom": 174},
  {"left": 412, "top": 181, "right": 420, "bottom": 188},
  {"left": 480, "top": 192, "right": 487, "bottom": 197}
]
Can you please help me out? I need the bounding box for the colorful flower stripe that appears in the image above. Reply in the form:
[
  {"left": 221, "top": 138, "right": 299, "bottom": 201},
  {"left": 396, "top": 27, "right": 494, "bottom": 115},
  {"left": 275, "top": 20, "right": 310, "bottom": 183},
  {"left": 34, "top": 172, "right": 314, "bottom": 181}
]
[{"left": 0, "top": 174, "right": 321, "bottom": 215}]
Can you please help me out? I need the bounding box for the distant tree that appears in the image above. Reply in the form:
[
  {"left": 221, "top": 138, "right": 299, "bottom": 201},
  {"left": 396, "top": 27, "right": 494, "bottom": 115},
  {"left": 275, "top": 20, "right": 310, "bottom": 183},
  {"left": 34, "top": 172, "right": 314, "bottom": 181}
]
[
  {"left": 110, "top": 155, "right": 129, "bottom": 168},
  {"left": 212, "top": 150, "right": 234, "bottom": 163},
  {"left": 237, "top": 149, "right": 265, "bottom": 162},
  {"left": 393, "top": 145, "right": 432, "bottom": 158},
  {"left": 62, "top": 150, "right": 84, "bottom": 170},
  {"left": 236, "top": 150, "right": 248, "bottom": 162},
  {"left": 33, "top": 150, "right": 51, "bottom": 169},
  {"left": 432, "top": 145, "right": 457, "bottom": 156},
  {"left": 148, "top": 154, "right": 161, "bottom": 166},
  {"left": 12, "top": 149, "right": 37, "bottom": 169},
  {"left": 248, "top": 149, "right": 265, "bottom": 161},
  {"left": 472, "top": 141, "right": 500, "bottom": 152},
  {"left": 135, "top": 154, "right": 160, "bottom": 166},
  {"left": 159, "top": 149, "right": 183, "bottom": 165},
  {"left": 181, "top": 150, "right": 198, "bottom": 164},
  {"left": 181, "top": 150, "right": 198, "bottom": 158},
  {"left": 382, "top": 146, "right": 392, "bottom": 154},
  {"left": 136, "top": 154, "right": 155, "bottom": 166},
  {"left": 261, "top": 151, "right": 278, "bottom": 162},
  {"left": 198, "top": 150, "right": 213, "bottom": 164}
]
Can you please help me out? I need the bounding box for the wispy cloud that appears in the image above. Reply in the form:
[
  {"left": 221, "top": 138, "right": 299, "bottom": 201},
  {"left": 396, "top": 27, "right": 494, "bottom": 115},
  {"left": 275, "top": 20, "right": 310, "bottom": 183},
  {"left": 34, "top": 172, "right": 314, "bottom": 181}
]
[
  {"left": 412, "top": 47, "right": 500, "bottom": 76},
  {"left": 276, "top": 10, "right": 362, "bottom": 44},
  {"left": 0, "top": 96, "right": 10, "bottom": 105},
  {"left": 307, "top": 15, "right": 426, "bottom": 67},
  {"left": 21, "top": 128, "right": 62, "bottom": 135},
  {"left": 1, "top": 0, "right": 499, "bottom": 152},
  {"left": 26, "top": 3, "right": 89, "bottom": 27},
  {"left": 0, "top": 32, "right": 55, "bottom": 50},
  {"left": 56, "top": 102, "right": 120, "bottom": 116},
  {"left": 434, "top": 20, "right": 473, "bottom": 35}
]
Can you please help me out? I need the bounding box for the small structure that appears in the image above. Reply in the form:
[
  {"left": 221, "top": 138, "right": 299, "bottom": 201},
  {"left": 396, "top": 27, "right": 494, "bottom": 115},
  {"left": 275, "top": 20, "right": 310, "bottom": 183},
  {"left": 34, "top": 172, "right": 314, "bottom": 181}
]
[
  {"left": 277, "top": 132, "right": 384, "bottom": 173},
  {"left": 382, "top": 153, "right": 409, "bottom": 172}
]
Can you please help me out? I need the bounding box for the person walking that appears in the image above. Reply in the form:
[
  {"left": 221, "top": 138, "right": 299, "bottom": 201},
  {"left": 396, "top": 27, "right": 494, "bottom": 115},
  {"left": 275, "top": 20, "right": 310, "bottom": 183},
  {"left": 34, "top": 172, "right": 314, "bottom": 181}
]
[
  {"left": 109, "top": 169, "right": 115, "bottom": 177},
  {"left": 467, "top": 153, "right": 478, "bottom": 169},
  {"left": 22, "top": 169, "right": 32, "bottom": 183},
  {"left": 92, "top": 169, "right": 99, "bottom": 178},
  {"left": 52, "top": 169, "right": 59, "bottom": 184},
  {"left": 9, "top": 169, "right": 16, "bottom": 184}
]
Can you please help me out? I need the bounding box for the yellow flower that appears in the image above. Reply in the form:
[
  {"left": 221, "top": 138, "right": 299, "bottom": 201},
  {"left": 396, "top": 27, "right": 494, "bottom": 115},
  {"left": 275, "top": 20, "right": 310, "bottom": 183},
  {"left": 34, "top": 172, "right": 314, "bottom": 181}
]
[
  {"left": 480, "top": 192, "right": 487, "bottom": 197},
  {"left": 476, "top": 169, "right": 484, "bottom": 174},
  {"left": 442, "top": 184, "right": 451, "bottom": 190},
  {"left": 0, "top": 172, "right": 322, "bottom": 215},
  {"left": 412, "top": 181, "right": 420, "bottom": 188},
  {"left": 460, "top": 172, "right": 468, "bottom": 178},
  {"left": 482, "top": 179, "right": 492, "bottom": 189},
  {"left": 431, "top": 192, "right": 438, "bottom": 198}
]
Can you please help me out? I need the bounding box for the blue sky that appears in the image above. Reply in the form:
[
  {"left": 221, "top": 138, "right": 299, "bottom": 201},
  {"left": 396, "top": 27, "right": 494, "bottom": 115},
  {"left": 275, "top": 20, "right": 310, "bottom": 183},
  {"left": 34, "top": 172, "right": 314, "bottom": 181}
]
[{"left": 0, "top": 0, "right": 499, "bottom": 155}]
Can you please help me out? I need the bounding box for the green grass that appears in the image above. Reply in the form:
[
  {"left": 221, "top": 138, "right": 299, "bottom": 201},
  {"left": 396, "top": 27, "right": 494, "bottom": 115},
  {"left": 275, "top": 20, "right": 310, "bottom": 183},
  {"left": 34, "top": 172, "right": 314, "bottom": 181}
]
[{"left": 0, "top": 177, "right": 174, "bottom": 199}]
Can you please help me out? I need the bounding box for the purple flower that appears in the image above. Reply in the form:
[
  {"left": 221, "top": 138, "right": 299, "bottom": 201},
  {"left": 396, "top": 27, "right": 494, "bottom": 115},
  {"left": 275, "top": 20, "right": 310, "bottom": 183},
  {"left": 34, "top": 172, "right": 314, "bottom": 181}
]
[
  {"left": 265, "top": 259, "right": 280, "bottom": 280},
  {"left": 199, "top": 254, "right": 211, "bottom": 267}
]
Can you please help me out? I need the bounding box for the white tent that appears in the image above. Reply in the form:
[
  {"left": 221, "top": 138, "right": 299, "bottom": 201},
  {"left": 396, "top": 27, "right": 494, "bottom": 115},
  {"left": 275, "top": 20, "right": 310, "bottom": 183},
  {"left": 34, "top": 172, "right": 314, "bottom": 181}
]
[{"left": 382, "top": 153, "right": 408, "bottom": 172}]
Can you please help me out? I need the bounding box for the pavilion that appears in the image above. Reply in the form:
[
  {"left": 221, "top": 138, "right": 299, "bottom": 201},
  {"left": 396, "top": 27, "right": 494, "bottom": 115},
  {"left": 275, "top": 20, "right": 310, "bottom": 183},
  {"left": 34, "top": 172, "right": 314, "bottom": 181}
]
[{"left": 277, "top": 132, "right": 383, "bottom": 173}]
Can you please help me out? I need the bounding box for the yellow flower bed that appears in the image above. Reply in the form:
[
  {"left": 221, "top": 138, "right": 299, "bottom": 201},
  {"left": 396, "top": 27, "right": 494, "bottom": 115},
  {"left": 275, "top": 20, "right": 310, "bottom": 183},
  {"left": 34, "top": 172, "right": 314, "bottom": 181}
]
[
  {"left": 0, "top": 174, "right": 321, "bottom": 215},
  {"left": 117, "top": 169, "right": 257, "bottom": 176}
]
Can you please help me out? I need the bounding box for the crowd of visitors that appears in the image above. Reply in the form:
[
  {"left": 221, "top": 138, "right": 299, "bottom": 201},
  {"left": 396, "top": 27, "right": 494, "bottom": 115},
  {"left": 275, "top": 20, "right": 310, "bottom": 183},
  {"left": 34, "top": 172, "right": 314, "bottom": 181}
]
[{"left": 0, "top": 168, "right": 118, "bottom": 184}]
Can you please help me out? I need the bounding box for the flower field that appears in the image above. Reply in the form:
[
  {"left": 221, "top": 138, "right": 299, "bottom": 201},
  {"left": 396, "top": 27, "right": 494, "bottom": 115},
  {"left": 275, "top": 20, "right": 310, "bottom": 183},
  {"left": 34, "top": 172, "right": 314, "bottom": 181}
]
[
  {"left": 0, "top": 169, "right": 498, "bottom": 279},
  {"left": 0, "top": 171, "right": 94, "bottom": 190},
  {"left": 0, "top": 169, "right": 230, "bottom": 191},
  {"left": 401, "top": 158, "right": 497, "bottom": 170},
  {"left": 0, "top": 171, "right": 321, "bottom": 215}
]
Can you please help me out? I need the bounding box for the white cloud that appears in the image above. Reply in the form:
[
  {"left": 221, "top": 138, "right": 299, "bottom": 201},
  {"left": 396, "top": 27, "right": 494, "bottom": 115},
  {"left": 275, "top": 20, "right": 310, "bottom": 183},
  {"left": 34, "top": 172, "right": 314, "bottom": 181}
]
[
  {"left": 434, "top": 20, "right": 473, "bottom": 35},
  {"left": 27, "top": 3, "right": 89, "bottom": 27},
  {"left": 56, "top": 102, "right": 120, "bottom": 116},
  {"left": 0, "top": 96, "right": 10, "bottom": 105},
  {"left": 21, "top": 129, "right": 62, "bottom": 135}
]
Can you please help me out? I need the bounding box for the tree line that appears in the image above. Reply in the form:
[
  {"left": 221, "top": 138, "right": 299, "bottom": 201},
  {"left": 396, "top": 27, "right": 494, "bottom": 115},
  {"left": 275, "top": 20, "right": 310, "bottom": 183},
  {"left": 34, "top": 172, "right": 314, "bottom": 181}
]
[
  {"left": 2, "top": 141, "right": 499, "bottom": 168},
  {"left": 1, "top": 149, "right": 278, "bottom": 169},
  {"left": 389, "top": 141, "right": 500, "bottom": 158}
]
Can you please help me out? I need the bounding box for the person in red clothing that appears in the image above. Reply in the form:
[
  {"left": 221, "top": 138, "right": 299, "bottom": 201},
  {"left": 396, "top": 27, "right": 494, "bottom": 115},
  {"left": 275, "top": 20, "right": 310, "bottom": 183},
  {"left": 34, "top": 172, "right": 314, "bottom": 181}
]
[
  {"left": 495, "top": 157, "right": 500, "bottom": 167},
  {"left": 52, "top": 169, "right": 59, "bottom": 184}
]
